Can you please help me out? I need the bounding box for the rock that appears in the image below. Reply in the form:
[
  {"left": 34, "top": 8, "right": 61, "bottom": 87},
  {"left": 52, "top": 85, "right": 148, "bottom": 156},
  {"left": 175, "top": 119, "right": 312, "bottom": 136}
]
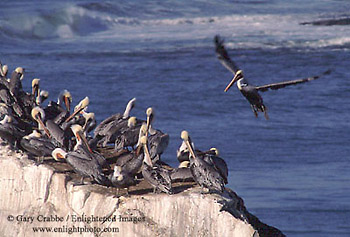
[{"left": 0, "top": 144, "right": 285, "bottom": 237}]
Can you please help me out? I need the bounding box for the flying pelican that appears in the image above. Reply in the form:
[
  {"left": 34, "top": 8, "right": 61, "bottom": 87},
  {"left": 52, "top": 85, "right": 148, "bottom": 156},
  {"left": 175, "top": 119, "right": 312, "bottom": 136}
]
[
  {"left": 109, "top": 165, "right": 137, "bottom": 196},
  {"left": 141, "top": 136, "right": 173, "bottom": 194},
  {"left": 181, "top": 130, "right": 225, "bottom": 193},
  {"left": 145, "top": 107, "right": 169, "bottom": 163},
  {"left": 214, "top": 35, "right": 331, "bottom": 119},
  {"left": 52, "top": 148, "right": 110, "bottom": 186}
]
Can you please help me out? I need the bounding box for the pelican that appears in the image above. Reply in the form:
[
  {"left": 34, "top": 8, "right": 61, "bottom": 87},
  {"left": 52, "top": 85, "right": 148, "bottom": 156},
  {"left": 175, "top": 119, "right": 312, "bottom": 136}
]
[
  {"left": 94, "top": 97, "right": 136, "bottom": 139},
  {"left": 114, "top": 116, "right": 142, "bottom": 152},
  {"left": 115, "top": 123, "right": 148, "bottom": 176},
  {"left": 9, "top": 67, "right": 24, "bottom": 98},
  {"left": 145, "top": 107, "right": 169, "bottom": 163},
  {"left": 52, "top": 148, "right": 110, "bottom": 186},
  {"left": 109, "top": 165, "right": 136, "bottom": 196},
  {"left": 201, "top": 148, "right": 228, "bottom": 185},
  {"left": 141, "top": 136, "right": 173, "bottom": 194},
  {"left": 214, "top": 35, "right": 331, "bottom": 119},
  {"left": 181, "top": 130, "right": 225, "bottom": 193},
  {"left": 170, "top": 161, "right": 194, "bottom": 183},
  {"left": 21, "top": 130, "right": 56, "bottom": 163},
  {"left": 81, "top": 111, "right": 96, "bottom": 136},
  {"left": 31, "top": 107, "right": 51, "bottom": 138},
  {"left": 31, "top": 78, "right": 40, "bottom": 99},
  {"left": 0, "top": 115, "right": 25, "bottom": 147},
  {"left": 71, "top": 124, "right": 109, "bottom": 169},
  {"left": 44, "top": 90, "right": 72, "bottom": 122}
]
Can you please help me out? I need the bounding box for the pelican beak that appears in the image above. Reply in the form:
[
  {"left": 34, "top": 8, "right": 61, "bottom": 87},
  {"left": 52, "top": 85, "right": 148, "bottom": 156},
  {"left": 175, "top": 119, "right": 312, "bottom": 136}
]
[
  {"left": 181, "top": 131, "right": 197, "bottom": 160},
  {"left": 36, "top": 115, "right": 51, "bottom": 138},
  {"left": 64, "top": 96, "right": 70, "bottom": 113},
  {"left": 65, "top": 107, "right": 83, "bottom": 123},
  {"left": 77, "top": 131, "right": 93, "bottom": 153},
  {"left": 224, "top": 70, "right": 242, "bottom": 92},
  {"left": 142, "top": 143, "right": 153, "bottom": 166}
]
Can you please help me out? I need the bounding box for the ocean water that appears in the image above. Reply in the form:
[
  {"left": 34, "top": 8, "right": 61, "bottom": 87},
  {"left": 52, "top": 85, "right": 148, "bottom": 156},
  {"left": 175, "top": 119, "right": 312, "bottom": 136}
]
[{"left": 1, "top": 0, "right": 350, "bottom": 235}]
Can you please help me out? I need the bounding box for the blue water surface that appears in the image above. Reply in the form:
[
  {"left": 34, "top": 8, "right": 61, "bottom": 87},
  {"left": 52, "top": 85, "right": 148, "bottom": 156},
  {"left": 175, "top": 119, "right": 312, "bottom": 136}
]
[{"left": 1, "top": 1, "right": 349, "bottom": 235}]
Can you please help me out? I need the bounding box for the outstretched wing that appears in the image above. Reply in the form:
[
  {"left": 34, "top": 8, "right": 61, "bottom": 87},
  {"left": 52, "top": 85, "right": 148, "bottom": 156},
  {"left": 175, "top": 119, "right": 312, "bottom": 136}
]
[
  {"left": 256, "top": 69, "right": 332, "bottom": 92},
  {"left": 214, "top": 35, "right": 240, "bottom": 74}
]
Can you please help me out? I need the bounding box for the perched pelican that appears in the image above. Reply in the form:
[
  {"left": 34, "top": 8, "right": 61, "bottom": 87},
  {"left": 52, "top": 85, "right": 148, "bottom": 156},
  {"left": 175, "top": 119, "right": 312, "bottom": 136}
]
[
  {"left": 21, "top": 130, "right": 56, "bottom": 163},
  {"left": 45, "top": 120, "right": 71, "bottom": 149},
  {"left": 81, "top": 111, "right": 96, "bottom": 136},
  {"left": 181, "top": 130, "right": 225, "bottom": 193},
  {"left": 31, "top": 78, "right": 40, "bottom": 99},
  {"left": 44, "top": 90, "right": 72, "bottom": 122},
  {"left": 71, "top": 124, "right": 109, "bottom": 169},
  {"left": 214, "top": 35, "right": 331, "bottom": 119},
  {"left": 114, "top": 116, "right": 141, "bottom": 151},
  {"left": 94, "top": 98, "right": 136, "bottom": 140},
  {"left": 9, "top": 67, "right": 24, "bottom": 98},
  {"left": 201, "top": 148, "right": 228, "bottom": 184},
  {"left": 31, "top": 107, "right": 51, "bottom": 137},
  {"left": 145, "top": 107, "right": 169, "bottom": 163},
  {"left": 115, "top": 123, "right": 148, "bottom": 176},
  {"left": 0, "top": 115, "right": 25, "bottom": 147},
  {"left": 170, "top": 161, "right": 194, "bottom": 183},
  {"left": 141, "top": 136, "right": 173, "bottom": 194},
  {"left": 52, "top": 148, "right": 110, "bottom": 186},
  {"left": 109, "top": 165, "right": 136, "bottom": 195}
]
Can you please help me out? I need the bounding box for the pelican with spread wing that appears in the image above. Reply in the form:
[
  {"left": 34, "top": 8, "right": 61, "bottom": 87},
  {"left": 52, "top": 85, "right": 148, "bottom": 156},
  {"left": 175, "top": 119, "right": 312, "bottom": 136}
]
[{"left": 214, "top": 35, "right": 331, "bottom": 119}]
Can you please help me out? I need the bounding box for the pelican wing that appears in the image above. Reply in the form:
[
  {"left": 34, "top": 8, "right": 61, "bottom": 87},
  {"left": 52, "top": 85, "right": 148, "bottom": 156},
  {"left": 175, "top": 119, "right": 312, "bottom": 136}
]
[
  {"left": 214, "top": 35, "right": 240, "bottom": 74},
  {"left": 256, "top": 70, "right": 332, "bottom": 92}
]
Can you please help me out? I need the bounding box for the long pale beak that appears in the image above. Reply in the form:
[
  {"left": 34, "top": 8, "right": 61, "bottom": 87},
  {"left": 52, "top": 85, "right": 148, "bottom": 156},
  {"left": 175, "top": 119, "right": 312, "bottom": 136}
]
[
  {"left": 224, "top": 72, "right": 240, "bottom": 92},
  {"left": 77, "top": 131, "right": 93, "bottom": 153},
  {"left": 184, "top": 140, "right": 197, "bottom": 160},
  {"left": 145, "top": 115, "right": 151, "bottom": 137},
  {"left": 64, "top": 96, "right": 70, "bottom": 113},
  {"left": 142, "top": 143, "right": 153, "bottom": 166},
  {"left": 65, "top": 107, "right": 83, "bottom": 123},
  {"left": 36, "top": 116, "right": 51, "bottom": 138}
]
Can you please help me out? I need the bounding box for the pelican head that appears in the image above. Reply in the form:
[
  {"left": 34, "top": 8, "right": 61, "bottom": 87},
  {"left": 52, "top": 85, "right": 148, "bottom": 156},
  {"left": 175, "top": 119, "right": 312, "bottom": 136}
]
[
  {"left": 179, "top": 161, "right": 190, "bottom": 168},
  {"left": 37, "top": 90, "right": 49, "bottom": 105},
  {"left": 71, "top": 124, "right": 93, "bottom": 153},
  {"left": 15, "top": 67, "right": 25, "bottom": 80},
  {"left": 224, "top": 70, "right": 244, "bottom": 92},
  {"left": 135, "top": 123, "right": 148, "bottom": 155},
  {"left": 0, "top": 64, "right": 8, "bottom": 77},
  {"left": 58, "top": 90, "right": 72, "bottom": 112},
  {"left": 31, "top": 106, "right": 45, "bottom": 121},
  {"left": 31, "top": 78, "right": 40, "bottom": 96},
  {"left": 181, "top": 130, "right": 196, "bottom": 159},
  {"left": 123, "top": 97, "right": 136, "bottom": 118},
  {"left": 128, "top": 116, "right": 137, "bottom": 128},
  {"left": 52, "top": 148, "right": 67, "bottom": 161},
  {"left": 145, "top": 107, "right": 154, "bottom": 135},
  {"left": 210, "top": 147, "right": 219, "bottom": 156}
]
